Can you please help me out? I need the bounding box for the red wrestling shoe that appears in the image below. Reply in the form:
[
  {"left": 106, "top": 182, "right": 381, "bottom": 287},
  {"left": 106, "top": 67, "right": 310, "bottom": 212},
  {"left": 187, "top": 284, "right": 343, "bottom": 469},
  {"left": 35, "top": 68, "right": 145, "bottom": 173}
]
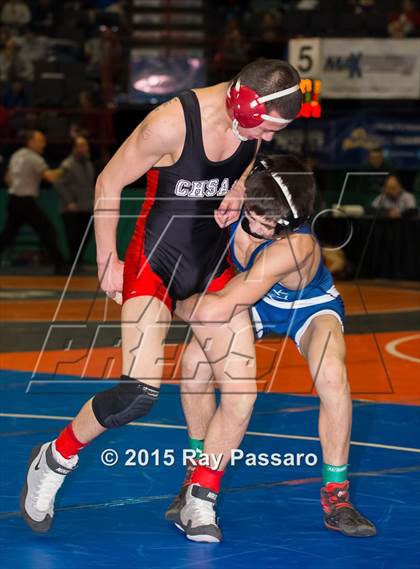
[{"left": 321, "top": 481, "right": 376, "bottom": 537}]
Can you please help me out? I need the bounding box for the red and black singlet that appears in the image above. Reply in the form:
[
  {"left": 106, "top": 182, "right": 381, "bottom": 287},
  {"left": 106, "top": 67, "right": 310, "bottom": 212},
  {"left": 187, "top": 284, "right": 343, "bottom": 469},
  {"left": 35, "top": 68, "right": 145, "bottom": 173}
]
[{"left": 123, "top": 90, "right": 257, "bottom": 311}]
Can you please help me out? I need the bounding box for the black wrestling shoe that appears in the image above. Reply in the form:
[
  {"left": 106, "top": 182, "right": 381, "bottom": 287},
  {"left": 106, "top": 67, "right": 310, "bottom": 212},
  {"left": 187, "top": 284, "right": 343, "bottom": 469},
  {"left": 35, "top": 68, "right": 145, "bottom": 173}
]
[
  {"left": 165, "top": 464, "right": 195, "bottom": 522},
  {"left": 321, "top": 481, "right": 376, "bottom": 537}
]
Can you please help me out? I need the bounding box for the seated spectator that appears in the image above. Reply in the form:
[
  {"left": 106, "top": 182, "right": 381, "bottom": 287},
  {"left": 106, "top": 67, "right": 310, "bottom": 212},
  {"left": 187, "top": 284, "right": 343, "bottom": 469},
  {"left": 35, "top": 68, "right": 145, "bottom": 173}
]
[
  {"left": 214, "top": 21, "right": 250, "bottom": 75},
  {"left": 388, "top": 0, "right": 420, "bottom": 38},
  {"left": 359, "top": 147, "right": 394, "bottom": 193},
  {"left": 2, "top": 78, "right": 28, "bottom": 108},
  {"left": 80, "top": 89, "right": 96, "bottom": 111},
  {"left": 13, "top": 26, "right": 48, "bottom": 65},
  {"left": 105, "top": 0, "right": 129, "bottom": 30},
  {"left": 1, "top": 0, "right": 31, "bottom": 29},
  {"left": 371, "top": 174, "right": 417, "bottom": 217},
  {"left": 70, "top": 90, "right": 104, "bottom": 141},
  {"left": 0, "top": 38, "right": 33, "bottom": 82},
  {"left": 348, "top": 0, "right": 378, "bottom": 15},
  {"left": 260, "top": 11, "right": 282, "bottom": 36},
  {"left": 84, "top": 33, "right": 101, "bottom": 79}
]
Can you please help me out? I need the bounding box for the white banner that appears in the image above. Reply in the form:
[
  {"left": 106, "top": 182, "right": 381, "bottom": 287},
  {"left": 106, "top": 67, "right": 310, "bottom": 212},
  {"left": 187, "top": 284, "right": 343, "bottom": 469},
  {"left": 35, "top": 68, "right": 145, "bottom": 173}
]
[{"left": 289, "top": 38, "right": 420, "bottom": 99}]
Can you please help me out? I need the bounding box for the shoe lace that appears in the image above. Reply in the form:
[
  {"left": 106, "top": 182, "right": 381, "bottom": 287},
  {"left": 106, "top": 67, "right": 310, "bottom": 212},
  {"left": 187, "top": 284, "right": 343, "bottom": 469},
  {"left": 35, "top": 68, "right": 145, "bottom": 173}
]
[
  {"left": 182, "top": 465, "right": 195, "bottom": 487},
  {"left": 328, "top": 486, "right": 352, "bottom": 510}
]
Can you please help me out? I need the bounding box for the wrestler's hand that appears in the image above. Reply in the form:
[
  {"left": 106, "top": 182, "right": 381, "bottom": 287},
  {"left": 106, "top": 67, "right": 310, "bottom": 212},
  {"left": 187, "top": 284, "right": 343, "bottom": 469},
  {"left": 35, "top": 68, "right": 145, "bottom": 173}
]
[
  {"left": 214, "top": 181, "right": 245, "bottom": 228},
  {"left": 97, "top": 255, "right": 124, "bottom": 305}
]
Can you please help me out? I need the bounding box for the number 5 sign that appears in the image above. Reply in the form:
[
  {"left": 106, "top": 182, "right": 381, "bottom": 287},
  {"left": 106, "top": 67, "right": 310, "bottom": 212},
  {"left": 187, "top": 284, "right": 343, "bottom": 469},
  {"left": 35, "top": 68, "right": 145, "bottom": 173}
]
[{"left": 288, "top": 38, "right": 321, "bottom": 77}]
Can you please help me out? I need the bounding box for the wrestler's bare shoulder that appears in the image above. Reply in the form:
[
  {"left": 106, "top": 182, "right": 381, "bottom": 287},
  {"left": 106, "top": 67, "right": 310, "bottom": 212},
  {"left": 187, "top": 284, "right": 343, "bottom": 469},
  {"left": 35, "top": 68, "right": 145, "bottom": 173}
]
[
  {"left": 263, "top": 232, "right": 319, "bottom": 271},
  {"left": 148, "top": 96, "right": 183, "bottom": 119},
  {"left": 192, "top": 83, "right": 229, "bottom": 117},
  {"left": 138, "top": 97, "right": 185, "bottom": 148},
  {"left": 146, "top": 97, "right": 184, "bottom": 128}
]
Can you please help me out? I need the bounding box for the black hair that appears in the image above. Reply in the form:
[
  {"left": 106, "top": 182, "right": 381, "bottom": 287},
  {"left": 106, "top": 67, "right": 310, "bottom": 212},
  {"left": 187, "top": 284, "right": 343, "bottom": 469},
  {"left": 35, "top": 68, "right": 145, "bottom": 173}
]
[
  {"left": 24, "top": 130, "right": 43, "bottom": 144},
  {"left": 384, "top": 173, "right": 402, "bottom": 186},
  {"left": 244, "top": 154, "right": 316, "bottom": 221},
  {"left": 232, "top": 59, "right": 302, "bottom": 120}
]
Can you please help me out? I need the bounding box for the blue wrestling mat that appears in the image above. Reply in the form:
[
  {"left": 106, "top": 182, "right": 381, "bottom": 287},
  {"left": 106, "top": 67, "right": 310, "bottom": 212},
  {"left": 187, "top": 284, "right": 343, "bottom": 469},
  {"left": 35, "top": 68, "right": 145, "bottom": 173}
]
[{"left": 0, "top": 370, "right": 419, "bottom": 569}]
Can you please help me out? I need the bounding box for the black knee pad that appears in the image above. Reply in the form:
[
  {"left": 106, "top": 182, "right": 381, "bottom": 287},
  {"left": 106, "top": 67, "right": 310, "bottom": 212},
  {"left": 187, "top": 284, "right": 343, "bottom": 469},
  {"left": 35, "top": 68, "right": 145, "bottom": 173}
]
[{"left": 92, "top": 375, "right": 160, "bottom": 428}]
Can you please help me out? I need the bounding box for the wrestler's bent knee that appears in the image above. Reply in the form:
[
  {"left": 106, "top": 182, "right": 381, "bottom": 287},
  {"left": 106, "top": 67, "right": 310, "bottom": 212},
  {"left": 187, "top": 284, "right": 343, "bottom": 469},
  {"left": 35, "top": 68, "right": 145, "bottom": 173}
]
[{"left": 92, "top": 375, "right": 160, "bottom": 428}]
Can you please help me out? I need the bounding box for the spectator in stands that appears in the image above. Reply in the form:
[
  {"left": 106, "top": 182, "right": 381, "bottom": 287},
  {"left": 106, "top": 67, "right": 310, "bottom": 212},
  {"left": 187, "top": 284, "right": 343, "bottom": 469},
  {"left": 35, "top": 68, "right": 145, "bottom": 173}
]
[
  {"left": 85, "top": 32, "right": 101, "bottom": 79},
  {"left": 0, "top": 38, "right": 33, "bottom": 82},
  {"left": 214, "top": 21, "right": 250, "bottom": 77},
  {"left": 105, "top": 0, "right": 129, "bottom": 30},
  {"left": 388, "top": 0, "right": 420, "bottom": 38},
  {"left": 359, "top": 146, "right": 394, "bottom": 193},
  {"left": 2, "top": 78, "right": 28, "bottom": 108},
  {"left": 14, "top": 26, "right": 47, "bottom": 65},
  {"left": 0, "top": 130, "right": 67, "bottom": 273},
  {"left": 348, "top": 0, "right": 378, "bottom": 15},
  {"left": 55, "top": 136, "right": 95, "bottom": 266},
  {"left": 365, "top": 147, "right": 393, "bottom": 171},
  {"left": 1, "top": 0, "right": 31, "bottom": 29},
  {"left": 260, "top": 12, "right": 282, "bottom": 40},
  {"left": 248, "top": 8, "right": 284, "bottom": 60},
  {"left": 79, "top": 89, "right": 96, "bottom": 111},
  {"left": 371, "top": 174, "right": 417, "bottom": 217},
  {"left": 70, "top": 89, "right": 103, "bottom": 141}
]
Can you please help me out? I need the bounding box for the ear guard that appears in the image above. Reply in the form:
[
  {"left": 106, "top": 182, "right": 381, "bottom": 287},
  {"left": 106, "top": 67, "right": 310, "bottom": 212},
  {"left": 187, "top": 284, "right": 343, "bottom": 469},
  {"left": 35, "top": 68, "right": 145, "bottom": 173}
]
[{"left": 226, "top": 79, "right": 300, "bottom": 129}]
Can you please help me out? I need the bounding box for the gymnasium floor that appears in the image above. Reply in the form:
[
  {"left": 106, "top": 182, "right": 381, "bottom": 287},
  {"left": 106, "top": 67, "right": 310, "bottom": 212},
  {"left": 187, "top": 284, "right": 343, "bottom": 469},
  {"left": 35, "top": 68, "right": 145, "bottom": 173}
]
[{"left": 0, "top": 275, "right": 419, "bottom": 568}]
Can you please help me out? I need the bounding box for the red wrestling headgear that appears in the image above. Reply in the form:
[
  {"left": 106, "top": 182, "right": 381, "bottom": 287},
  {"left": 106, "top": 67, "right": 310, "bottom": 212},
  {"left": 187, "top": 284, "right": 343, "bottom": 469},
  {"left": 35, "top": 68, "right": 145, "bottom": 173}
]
[{"left": 226, "top": 79, "right": 300, "bottom": 129}]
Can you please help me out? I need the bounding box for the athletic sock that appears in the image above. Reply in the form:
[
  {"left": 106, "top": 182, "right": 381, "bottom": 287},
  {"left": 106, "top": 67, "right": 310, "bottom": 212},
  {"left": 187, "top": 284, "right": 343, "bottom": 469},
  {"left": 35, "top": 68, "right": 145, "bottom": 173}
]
[
  {"left": 322, "top": 463, "right": 348, "bottom": 485},
  {"left": 191, "top": 465, "right": 224, "bottom": 493},
  {"left": 55, "top": 422, "right": 89, "bottom": 459},
  {"left": 188, "top": 437, "right": 204, "bottom": 459}
]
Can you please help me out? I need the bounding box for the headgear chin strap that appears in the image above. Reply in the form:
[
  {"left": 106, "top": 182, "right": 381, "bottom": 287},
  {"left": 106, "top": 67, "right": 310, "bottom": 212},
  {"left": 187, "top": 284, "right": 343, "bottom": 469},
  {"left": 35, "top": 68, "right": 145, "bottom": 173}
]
[
  {"left": 231, "top": 118, "right": 249, "bottom": 141},
  {"left": 227, "top": 79, "right": 300, "bottom": 129},
  {"left": 241, "top": 216, "right": 266, "bottom": 240}
]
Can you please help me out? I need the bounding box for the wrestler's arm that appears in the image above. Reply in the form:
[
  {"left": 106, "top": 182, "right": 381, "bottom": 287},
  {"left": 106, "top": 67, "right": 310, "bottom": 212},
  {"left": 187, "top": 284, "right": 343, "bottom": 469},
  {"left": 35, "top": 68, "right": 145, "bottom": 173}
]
[
  {"left": 94, "top": 99, "right": 183, "bottom": 293},
  {"left": 215, "top": 141, "right": 261, "bottom": 227},
  {"left": 177, "top": 240, "right": 307, "bottom": 324}
]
